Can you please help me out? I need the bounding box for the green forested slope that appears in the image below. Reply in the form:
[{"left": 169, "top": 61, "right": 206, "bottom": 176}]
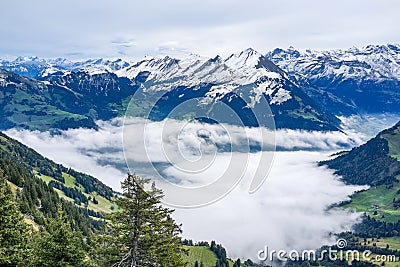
[
  {"left": 321, "top": 122, "right": 400, "bottom": 186},
  {"left": 0, "top": 131, "right": 117, "bottom": 234}
]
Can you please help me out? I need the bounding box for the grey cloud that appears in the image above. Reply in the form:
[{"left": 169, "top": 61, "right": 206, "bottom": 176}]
[{"left": 1, "top": 0, "right": 399, "bottom": 59}]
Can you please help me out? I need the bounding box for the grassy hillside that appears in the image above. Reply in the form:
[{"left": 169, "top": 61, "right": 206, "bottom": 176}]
[
  {"left": 183, "top": 245, "right": 250, "bottom": 267},
  {"left": 183, "top": 246, "right": 242, "bottom": 267},
  {"left": 0, "top": 131, "right": 118, "bottom": 233},
  {"left": 344, "top": 183, "right": 400, "bottom": 223},
  {"left": 36, "top": 170, "right": 116, "bottom": 214},
  {"left": 0, "top": 131, "right": 115, "bottom": 200},
  {"left": 382, "top": 125, "right": 400, "bottom": 161},
  {"left": 314, "top": 122, "right": 400, "bottom": 266},
  {"left": 355, "top": 237, "right": 400, "bottom": 267},
  {"left": 0, "top": 68, "right": 97, "bottom": 130},
  {"left": 183, "top": 246, "right": 219, "bottom": 267},
  {"left": 321, "top": 122, "right": 400, "bottom": 186},
  {"left": 0, "top": 68, "right": 137, "bottom": 131},
  {"left": 322, "top": 122, "right": 400, "bottom": 223}
]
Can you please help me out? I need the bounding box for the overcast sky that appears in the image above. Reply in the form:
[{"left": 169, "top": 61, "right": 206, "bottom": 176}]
[{"left": 1, "top": 0, "right": 399, "bottom": 60}]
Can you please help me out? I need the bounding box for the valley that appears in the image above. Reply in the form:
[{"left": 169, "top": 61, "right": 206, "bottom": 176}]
[{"left": 0, "top": 44, "right": 399, "bottom": 266}]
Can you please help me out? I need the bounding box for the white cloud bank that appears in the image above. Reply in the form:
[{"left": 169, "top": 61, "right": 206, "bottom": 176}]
[
  {"left": 173, "top": 151, "right": 364, "bottom": 261},
  {"left": 6, "top": 118, "right": 365, "bottom": 190},
  {"left": 5, "top": 120, "right": 126, "bottom": 190},
  {"left": 5, "top": 119, "right": 369, "bottom": 262}
]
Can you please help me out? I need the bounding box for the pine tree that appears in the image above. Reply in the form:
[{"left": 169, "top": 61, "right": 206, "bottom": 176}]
[
  {"left": 31, "top": 204, "right": 87, "bottom": 267},
  {"left": 103, "top": 173, "right": 186, "bottom": 267},
  {"left": 89, "top": 226, "right": 121, "bottom": 267},
  {"left": 0, "top": 170, "right": 31, "bottom": 266},
  {"left": 233, "top": 258, "right": 241, "bottom": 267}
]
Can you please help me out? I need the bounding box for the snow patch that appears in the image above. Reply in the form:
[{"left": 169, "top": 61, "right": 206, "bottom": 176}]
[{"left": 270, "top": 88, "right": 292, "bottom": 105}]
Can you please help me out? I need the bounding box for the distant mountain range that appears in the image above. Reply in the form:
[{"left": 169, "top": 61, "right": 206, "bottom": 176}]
[
  {"left": 1, "top": 44, "right": 399, "bottom": 131},
  {"left": 267, "top": 44, "right": 400, "bottom": 115}
]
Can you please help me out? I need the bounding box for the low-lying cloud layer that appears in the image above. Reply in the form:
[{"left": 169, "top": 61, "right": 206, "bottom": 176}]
[
  {"left": 6, "top": 118, "right": 372, "bottom": 261},
  {"left": 173, "top": 151, "right": 364, "bottom": 260},
  {"left": 6, "top": 118, "right": 366, "bottom": 191},
  {"left": 6, "top": 120, "right": 126, "bottom": 190}
]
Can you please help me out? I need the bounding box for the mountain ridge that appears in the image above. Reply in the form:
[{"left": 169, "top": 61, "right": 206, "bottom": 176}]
[
  {"left": 4, "top": 43, "right": 399, "bottom": 132},
  {"left": 266, "top": 43, "right": 400, "bottom": 115},
  {"left": 0, "top": 48, "right": 342, "bottom": 131}
]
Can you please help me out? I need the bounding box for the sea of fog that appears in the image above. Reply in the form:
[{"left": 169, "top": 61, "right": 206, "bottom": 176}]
[{"left": 5, "top": 114, "right": 399, "bottom": 261}]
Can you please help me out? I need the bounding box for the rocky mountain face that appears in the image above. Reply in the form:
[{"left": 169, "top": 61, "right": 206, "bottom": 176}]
[
  {"left": 266, "top": 44, "right": 400, "bottom": 115},
  {"left": 5, "top": 44, "right": 399, "bottom": 131}
]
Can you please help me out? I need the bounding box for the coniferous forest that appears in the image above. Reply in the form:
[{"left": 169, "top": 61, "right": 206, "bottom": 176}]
[{"left": 0, "top": 171, "right": 186, "bottom": 266}]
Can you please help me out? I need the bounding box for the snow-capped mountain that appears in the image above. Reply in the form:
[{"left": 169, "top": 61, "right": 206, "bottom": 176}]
[
  {"left": 3, "top": 49, "right": 293, "bottom": 107},
  {"left": 0, "top": 57, "right": 132, "bottom": 78},
  {"left": 0, "top": 56, "right": 52, "bottom": 78},
  {"left": 0, "top": 49, "right": 296, "bottom": 107},
  {"left": 0, "top": 49, "right": 344, "bottom": 131},
  {"left": 114, "top": 48, "right": 338, "bottom": 130},
  {"left": 266, "top": 44, "right": 400, "bottom": 115},
  {"left": 114, "top": 48, "right": 294, "bottom": 108},
  {"left": 267, "top": 44, "right": 400, "bottom": 81}
]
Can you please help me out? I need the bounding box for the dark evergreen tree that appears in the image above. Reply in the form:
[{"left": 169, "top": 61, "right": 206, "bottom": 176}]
[
  {"left": 233, "top": 258, "right": 241, "bottom": 267},
  {"left": 210, "top": 241, "right": 229, "bottom": 267},
  {"left": 88, "top": 226, "right": 121, "bottom": 267},
  {"left": 98, "top": 174, "right": 186, "bottom": 267},
  {"left": 0, "top": 170, "right": 31, "bottom": 266},
  {"left": 244, "top": 259, "right": 255, "bottom": 266},
  {"left": 31, "top": 205, "right": 87, "bottom": 267}
]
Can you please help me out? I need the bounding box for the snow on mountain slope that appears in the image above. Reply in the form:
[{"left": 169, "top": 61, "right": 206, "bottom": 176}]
[
  {"left": 119, "top": 54, "right": 235, "bottom": 89},
  {"left": 0, "top": 49, "right": 294, "bottom": 107},
  {"left": 0, "top": 49, "right": 341, "bottom": 130},
  {"left": 223, "top": 48, "right": 291, "bottom": 106},
  {"left": 78, "top": 58, "right": 131, "bottom": 75},
  {"left": 267, "top": 44, "right": 400, "bottom": 83},
  {"left": 118, "top": 49, "right": 338, "bottom": 130},
  {"left": 266, "top": 44, "right": 400, "bottom": 115},
  {"left": 0, "top": 57, "right": 132, "bottom": 78},
  {"left": 111, "top": 48, "right": 292, "bottom": 106},
  {"left": 40, "top": 65, "right": 71, "bottom": 78},
  {"left": 3, "top": 44, "right": 398, "bottom": 130}
]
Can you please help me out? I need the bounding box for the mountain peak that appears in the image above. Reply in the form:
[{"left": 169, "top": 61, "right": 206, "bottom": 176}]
[
  {"left": 225, "top": 48, "right": 263, "bottom": 70},
  {"left": 14, "top": 56, "right": 43, "bottom": 64},
  {"left": 387, "top": 43, "right": 400, "bottom": 52},
  {"left": 209, "top": 55, "right": 222, "bottom": 63},
  {"left": 242, "top": 47, "right": 260, "bottom": 55}
]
